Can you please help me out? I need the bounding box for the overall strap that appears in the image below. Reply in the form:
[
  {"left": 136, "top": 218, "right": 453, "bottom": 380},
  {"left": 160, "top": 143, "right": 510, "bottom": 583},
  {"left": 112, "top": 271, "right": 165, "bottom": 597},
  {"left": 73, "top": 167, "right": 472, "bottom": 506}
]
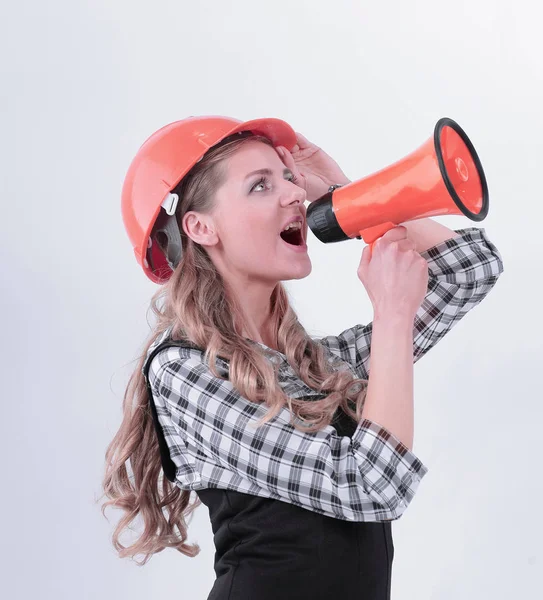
[{"left": 142, "top": 339, "right": 200, "bottom": 482}]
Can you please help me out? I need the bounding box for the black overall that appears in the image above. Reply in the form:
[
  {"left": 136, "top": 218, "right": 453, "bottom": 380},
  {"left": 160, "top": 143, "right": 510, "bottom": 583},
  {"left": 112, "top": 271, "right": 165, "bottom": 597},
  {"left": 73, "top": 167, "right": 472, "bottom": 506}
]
[{"left": 143, "top": 340, "right": 394, "bottom": 600}]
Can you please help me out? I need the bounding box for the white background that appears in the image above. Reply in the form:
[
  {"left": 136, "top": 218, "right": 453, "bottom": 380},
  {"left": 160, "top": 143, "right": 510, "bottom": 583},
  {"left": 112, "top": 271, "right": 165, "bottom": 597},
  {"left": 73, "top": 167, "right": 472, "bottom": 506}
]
[{"left": 1, "top": 1, "right": 541, "bottom": 598}]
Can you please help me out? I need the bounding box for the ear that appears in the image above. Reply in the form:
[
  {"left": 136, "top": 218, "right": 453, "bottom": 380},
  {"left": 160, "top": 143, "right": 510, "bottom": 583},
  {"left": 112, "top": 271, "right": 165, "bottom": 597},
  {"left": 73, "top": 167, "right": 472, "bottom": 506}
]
[{"left": 182, "top": 211, "right": 219, "bottom": 247}]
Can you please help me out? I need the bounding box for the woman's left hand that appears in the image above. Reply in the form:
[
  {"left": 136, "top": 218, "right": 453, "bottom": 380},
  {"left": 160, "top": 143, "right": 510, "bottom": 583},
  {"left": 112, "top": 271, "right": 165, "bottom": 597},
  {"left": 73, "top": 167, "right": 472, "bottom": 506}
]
[{"left": 276, "top": 132, "right": 351, "bottom": 203}]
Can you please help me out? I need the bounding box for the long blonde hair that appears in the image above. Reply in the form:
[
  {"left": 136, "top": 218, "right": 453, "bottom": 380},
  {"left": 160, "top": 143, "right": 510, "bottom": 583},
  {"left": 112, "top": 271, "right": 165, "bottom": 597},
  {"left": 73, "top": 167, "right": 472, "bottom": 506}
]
[{"left": 100, "top": 133, "right": 368, "bottom": 565}]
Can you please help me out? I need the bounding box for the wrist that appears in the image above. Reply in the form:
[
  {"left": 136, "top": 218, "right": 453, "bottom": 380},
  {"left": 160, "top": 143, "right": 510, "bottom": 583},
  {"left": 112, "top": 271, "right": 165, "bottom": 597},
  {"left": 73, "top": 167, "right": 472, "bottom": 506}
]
[{"left": 373, "top": 309, "right": 415, "bottom": 328}]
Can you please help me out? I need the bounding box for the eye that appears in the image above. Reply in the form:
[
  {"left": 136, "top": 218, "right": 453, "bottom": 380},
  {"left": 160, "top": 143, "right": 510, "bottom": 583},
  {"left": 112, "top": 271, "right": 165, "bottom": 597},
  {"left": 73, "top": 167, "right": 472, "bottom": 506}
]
[
  {"left": 250, "top": 171, "right": 299, "bottom": 193},
  {"left": 251, "top": 176, "right": 270, "bottom": 193},
  {"left": 287, "top": 172, "right": 299, "bottom": 185}
]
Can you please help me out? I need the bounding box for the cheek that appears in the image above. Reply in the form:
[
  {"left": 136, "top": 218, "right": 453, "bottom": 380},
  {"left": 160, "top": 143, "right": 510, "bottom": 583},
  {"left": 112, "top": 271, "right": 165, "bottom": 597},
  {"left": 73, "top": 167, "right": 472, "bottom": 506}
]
[
  {"left": 231, "top": 216, "right": 276, "bottom": 246},
  {"left": 221, "top": 221, "right": 271, "bottom": 256}
]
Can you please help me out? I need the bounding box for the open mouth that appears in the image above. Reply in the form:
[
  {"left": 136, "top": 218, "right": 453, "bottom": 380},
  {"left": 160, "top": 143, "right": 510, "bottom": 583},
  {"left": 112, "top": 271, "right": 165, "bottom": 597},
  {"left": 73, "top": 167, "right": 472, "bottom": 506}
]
[{"left": 280, "top": 227, "right": 304, "bottom": 246}]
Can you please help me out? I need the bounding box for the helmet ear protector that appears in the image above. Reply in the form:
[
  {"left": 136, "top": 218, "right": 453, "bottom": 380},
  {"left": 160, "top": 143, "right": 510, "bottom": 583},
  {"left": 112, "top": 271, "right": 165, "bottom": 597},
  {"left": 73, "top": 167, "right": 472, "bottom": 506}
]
[{"left": 148, "top": 192, "right": 182, "bottom": 273}]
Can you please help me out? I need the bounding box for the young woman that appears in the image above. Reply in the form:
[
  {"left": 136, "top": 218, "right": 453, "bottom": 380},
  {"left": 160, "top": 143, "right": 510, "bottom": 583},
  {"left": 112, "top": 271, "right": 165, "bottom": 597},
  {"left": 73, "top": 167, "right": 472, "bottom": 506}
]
[{"left": 102, "top": 116, "right": 504, "bottom": 599}]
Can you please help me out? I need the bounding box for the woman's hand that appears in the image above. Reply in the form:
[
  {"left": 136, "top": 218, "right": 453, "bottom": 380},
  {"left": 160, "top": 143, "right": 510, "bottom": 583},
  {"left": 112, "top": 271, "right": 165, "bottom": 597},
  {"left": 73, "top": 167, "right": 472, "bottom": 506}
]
[
  {"left": 357, "top": 226, "right": 429, "bottom": 320},
  {"left": 276, "top": 132, "right": 351, "bottom": 203}
]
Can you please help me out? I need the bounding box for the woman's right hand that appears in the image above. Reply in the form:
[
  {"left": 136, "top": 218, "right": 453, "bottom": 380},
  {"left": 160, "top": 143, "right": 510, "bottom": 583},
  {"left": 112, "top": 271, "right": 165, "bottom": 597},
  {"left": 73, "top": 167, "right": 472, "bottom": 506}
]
[{"left": 357, "top": 226, "right": 429, "bottom": 320}]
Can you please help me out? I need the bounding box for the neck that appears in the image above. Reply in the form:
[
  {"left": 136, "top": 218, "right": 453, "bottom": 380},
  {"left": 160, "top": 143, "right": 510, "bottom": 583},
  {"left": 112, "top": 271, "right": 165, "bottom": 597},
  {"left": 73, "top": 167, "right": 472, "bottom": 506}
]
[{"left": 225, "top": 279, "right": 277, "bottom": 349}]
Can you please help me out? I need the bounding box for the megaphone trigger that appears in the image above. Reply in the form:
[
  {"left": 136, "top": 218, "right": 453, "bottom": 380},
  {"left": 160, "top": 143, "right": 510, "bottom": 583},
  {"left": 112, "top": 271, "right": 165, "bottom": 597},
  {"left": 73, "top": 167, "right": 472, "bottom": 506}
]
[{"left": 359, "top": 222, "right": 398, "bottom": 244}]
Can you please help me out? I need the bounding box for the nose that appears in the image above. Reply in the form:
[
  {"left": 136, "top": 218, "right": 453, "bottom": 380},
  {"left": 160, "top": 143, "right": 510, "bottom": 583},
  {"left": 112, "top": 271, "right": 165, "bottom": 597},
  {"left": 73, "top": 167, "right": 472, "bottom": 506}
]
[{"left": 281, "top": 183, "right": 307, "bottom": 206}]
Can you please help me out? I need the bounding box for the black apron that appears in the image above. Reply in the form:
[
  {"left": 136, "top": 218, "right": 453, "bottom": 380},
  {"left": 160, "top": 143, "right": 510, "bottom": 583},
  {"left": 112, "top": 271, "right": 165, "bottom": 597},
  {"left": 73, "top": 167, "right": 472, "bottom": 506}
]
[{"left": 143, "top": 339, "right": 394, "bottom": 600}]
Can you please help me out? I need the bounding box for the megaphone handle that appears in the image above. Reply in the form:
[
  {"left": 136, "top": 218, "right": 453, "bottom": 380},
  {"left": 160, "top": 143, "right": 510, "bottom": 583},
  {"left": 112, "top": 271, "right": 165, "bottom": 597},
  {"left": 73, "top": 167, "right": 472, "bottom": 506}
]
[
  {"left": 359, "top": 222, "right": 397, "bottom": 258},
  {"left": 359, "top": 222, "right": 397, "bottom": 244}
]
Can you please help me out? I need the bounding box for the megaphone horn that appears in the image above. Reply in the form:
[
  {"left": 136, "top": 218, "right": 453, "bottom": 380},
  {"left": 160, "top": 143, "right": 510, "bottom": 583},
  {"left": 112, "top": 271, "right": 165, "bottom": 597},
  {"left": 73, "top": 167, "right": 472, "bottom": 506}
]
[{"left": 306, "top": 117, "right": 489, "bottom": 245}]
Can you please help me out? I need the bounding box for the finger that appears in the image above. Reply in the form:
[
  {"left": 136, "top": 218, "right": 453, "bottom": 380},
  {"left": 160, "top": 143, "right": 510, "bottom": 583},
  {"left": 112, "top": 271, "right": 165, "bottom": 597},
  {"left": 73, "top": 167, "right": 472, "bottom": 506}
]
[
  {"left": 294, "top": 131, "right": 312, "bottom": 149},
  {"left": 277, "top": 146, "right": 307, "bottom": 190},
  {"left": 380, "top": 225, "right": 408, "bottom": 242},
  {"left": 360, "top": 243, "right": 371, "bottom": 270},
  {"left": 276, "top": 145, "right": 295, "bottom": 169},
  {"left": 394, "top": 238, "right": 417, "bottom": 252}
]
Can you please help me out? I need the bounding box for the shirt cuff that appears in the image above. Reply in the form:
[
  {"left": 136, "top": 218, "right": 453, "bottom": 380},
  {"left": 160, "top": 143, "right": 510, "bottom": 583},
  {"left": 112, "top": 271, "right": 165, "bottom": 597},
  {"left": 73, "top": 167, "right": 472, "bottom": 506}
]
[
  {"left": 351, "top": 418, "right": 429, "bottom": 515},
  {"left": 419, "top": 227, "right": 504, "bottom": 285}
]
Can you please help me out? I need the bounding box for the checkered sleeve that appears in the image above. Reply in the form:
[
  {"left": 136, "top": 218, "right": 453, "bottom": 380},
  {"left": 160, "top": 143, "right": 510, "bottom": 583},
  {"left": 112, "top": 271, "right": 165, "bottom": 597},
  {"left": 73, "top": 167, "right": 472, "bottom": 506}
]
[
  {"left": 318, "top": 227, "right": 504, "bottom": 379},
  {"left": 148, "top": 346, "right": 428, "bottom": 522}
]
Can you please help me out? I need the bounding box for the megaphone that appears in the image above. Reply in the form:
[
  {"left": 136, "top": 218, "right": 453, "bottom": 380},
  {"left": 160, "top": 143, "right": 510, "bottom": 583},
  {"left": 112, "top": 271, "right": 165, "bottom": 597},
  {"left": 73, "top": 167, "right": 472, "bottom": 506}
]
[{"left": 306, "top": 117, "right": 489, "bottom": 245}]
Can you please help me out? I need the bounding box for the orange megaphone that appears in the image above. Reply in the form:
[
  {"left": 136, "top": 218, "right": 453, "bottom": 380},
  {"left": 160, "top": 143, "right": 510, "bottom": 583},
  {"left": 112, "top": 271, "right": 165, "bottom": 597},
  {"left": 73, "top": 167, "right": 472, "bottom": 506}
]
[{"left": 306, "top": 117, "right": 489, "bottom": 247}]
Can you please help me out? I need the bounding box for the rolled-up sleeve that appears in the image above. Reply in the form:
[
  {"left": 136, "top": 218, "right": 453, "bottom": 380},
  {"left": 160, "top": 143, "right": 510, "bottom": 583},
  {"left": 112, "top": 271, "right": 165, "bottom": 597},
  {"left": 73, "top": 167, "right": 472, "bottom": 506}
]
[
  {"left": 148, "top": 347, "right": 428, "bottom": 522},
  {"left": 318, "top": 227, "right": 504, "bottom": 379}
]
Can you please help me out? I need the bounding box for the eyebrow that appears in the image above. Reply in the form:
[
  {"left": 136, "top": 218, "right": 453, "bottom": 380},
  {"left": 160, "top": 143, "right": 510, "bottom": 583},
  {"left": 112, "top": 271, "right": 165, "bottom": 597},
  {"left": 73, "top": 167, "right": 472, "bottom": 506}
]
[{"left": 244, "top": 167, "right": 291, "bottom": 181}]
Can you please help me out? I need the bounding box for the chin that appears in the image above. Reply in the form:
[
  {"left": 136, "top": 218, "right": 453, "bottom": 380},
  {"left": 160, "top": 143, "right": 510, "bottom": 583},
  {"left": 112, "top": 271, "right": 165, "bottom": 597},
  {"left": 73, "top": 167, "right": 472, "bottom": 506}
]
[{"left": 284, "top": 258, "right": 312, "bottom": 281}]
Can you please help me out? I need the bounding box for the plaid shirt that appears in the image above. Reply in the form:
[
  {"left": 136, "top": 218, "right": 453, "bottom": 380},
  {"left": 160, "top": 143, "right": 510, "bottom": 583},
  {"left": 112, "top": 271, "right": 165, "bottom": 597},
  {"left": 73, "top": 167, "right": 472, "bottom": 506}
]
[{"left": 144, "top": 227, "right": 503, "bottom": 522}]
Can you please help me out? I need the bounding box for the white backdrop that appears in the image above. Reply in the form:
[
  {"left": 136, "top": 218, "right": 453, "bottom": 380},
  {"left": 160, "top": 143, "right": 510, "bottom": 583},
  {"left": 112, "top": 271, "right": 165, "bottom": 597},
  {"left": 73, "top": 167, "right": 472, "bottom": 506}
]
[{"left": 1, "top": 1, "right": 541, "bottom": 598}]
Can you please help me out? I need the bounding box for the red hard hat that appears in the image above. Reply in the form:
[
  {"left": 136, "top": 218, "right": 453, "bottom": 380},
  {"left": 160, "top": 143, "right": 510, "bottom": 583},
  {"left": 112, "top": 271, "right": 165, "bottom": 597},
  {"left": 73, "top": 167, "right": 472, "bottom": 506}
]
[{"left": 121, "top": 115, "right": 298, "bottom": 284}]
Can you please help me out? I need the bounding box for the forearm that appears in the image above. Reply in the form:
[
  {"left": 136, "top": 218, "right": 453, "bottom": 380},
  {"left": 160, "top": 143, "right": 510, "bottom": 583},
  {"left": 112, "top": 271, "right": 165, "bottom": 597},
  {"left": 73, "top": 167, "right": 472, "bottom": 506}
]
[{"left": 361, "top": 313, "right": 415, "bottom": 451}]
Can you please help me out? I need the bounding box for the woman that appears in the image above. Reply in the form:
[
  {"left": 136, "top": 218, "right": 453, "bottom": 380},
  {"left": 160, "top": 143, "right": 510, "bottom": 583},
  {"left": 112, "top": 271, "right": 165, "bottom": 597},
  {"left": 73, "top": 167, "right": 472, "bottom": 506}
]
[{"left": 102, "top": 116, "right": 504, "bottom": 599}]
